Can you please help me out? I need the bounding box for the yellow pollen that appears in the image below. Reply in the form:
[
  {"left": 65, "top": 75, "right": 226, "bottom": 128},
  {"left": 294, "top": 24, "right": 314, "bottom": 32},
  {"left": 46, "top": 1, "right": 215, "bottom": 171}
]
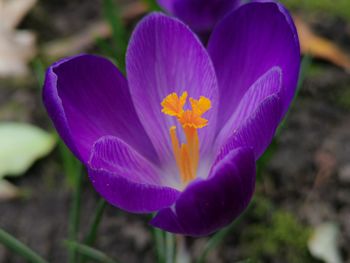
[
  {"left": 190, "top": 96, "right": 211, "bottom": 116},
  {"left": 161, "top": 91, "right": 211, "bottom": 184},
  {"left": 161, "top": 92, "right": 188, "bottom": 117}
]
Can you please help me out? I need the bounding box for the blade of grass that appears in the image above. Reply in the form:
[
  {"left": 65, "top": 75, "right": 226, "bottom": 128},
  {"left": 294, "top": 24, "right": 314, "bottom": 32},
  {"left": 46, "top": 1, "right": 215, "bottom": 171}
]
[
  {"left": 0, "top": 228, "right": 48, "bottom": 263},
  {"left": 297, "top": 55, "right": 313, "bottom": 92},
  {"left": 95, "top": 37, "right": 116, "bottom": 59},
  {"left": 165, "top": 232, "right": 175, "bottom": 263},
  {"left": 65, "top": 240, "right": 119, "bottom": 263},
  {"left": 84, "top": 199, "right": 107, "bottom": 246},
  {"left": 236, "top": 259, "right": 254, "bottom": 263},
  {"left": 31, "top": 58, "right": 46, "bottom": 88},
  {"left": 102, "top": 0, "right": 128, "bottom": 71},
  {"left": 196, "top": 225, "right": 234, "bottom": 263},
  {"left": 175, "top": 235, "right": 190, "bottom": 263},
  {"left": 58, "top": 139, "right": 83, "bottom": 262},
  {"left": 196, "top": 207, "right": 250, "bottom": 263},
  {"left": 66, "top": 153, "right": 83, "bottom": 263},
  {"left": 256, "top": 139, "right": 278, "bottom": 181},
  {"left": 59, "top": 141, "right": 81, "bottom": 188},
  {"left": 153, "top": 227, "right": 165, "bottom": 263},
  {"left": 80, "top": 199, "right": 107, "bottom": 263}
]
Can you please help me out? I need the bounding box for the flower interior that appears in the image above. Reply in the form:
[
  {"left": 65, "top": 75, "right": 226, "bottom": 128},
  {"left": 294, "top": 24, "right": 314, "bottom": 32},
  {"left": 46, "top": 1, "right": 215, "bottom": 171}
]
[{"left": 161, "top": 92, "right": 211, "bottom": 185}]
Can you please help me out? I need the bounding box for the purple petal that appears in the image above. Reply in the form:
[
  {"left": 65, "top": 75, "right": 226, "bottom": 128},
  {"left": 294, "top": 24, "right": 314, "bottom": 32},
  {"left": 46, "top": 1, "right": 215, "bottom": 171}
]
[
  {"left": 157, "top": 0, "right": 174, "bottom": 11},
  {"left": 216, "top": 95, "right": 282, "bottom": 162},
  {"left": 158, "top": 0, "right": 240, "bottom": 32},
  {"left": 150, "top": 147, "right": 255, "bottom": 236},
  {"left": 88, "top": 136, "right": 180, "bottom": 213},
  {"left": 126, "top": 13, "right": 219, "bottom": 163},
  {"left": 208, "top": 2, "right": 300, "bottom": 127},
  {"left": 43, "top": 54, "right": 157, "bottom": 163},
  {"left": 216, "top": 67, "right": 282, "bottom": 148}
]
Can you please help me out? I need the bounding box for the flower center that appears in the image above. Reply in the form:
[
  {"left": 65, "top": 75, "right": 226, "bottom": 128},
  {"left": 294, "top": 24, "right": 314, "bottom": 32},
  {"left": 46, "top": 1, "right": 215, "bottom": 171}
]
[{"left": 161, "top": 91, "right": 211, "bottom": 184}]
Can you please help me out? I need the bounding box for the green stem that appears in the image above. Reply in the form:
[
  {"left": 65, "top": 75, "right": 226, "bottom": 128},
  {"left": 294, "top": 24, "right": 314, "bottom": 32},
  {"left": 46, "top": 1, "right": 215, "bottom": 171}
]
[
  {"left": 68, "top": 166, "right": 84, "bottom": 263},
  {"left": 80, "top": 199, "right": 107, "bottom": 263},
  {"left": 85, "top": 199, "right": 106, "bottom": 246},
  {"left": 196, "top": 208, "right": 250, "bottom": 263},
  {"left": 0, "top": 228, "right": 48, "bottom": 263},
  {"left": 165, "top": 232, "right": 175, "bottom": 263},
  {"left": 196, "top": 226, "right": 232, "bottom": 263},
  {"left": 175, "top": 235, "right": 190, "bottom": 263},
  {"left": 59, "top": 141, "right": 81, "bottom": 188},
  {"left": 65, "top": 240, "right": 118, "bottom": 263},
  {"left": 153, "top": 228, "right": 165, "bottom": 263}
]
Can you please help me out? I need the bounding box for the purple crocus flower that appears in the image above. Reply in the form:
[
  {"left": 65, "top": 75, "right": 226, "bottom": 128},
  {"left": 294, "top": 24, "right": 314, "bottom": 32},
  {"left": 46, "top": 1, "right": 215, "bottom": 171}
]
[
  {"left": 157, "top": 0, "right": 240, "bottom": 33},
  {"left": 43, "top": 2, "right": 300, "bottom": 236}
]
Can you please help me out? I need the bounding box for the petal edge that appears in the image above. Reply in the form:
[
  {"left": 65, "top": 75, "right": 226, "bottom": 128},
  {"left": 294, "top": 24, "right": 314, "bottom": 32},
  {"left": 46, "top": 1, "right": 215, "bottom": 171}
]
[{"left": 151, "top": 147, "right": 255, "bottom": 236}]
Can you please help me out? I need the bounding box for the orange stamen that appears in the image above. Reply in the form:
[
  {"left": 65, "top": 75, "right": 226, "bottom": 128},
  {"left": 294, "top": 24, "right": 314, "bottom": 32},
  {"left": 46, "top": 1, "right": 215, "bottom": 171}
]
[
  {"left": 161, "top": 91, "right": 211, "bottom": 185},
  {"left": 179, "top": 110, "right": 208, "bottom": 129},
  {"left": 161, "top": 92, "right": 188, "bottom": 117}
]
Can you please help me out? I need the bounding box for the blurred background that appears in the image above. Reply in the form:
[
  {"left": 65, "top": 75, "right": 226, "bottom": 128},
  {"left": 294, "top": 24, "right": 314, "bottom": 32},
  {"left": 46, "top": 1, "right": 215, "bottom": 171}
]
[{"left": 0, "top": 0, "right": 349, "bottom": 262}]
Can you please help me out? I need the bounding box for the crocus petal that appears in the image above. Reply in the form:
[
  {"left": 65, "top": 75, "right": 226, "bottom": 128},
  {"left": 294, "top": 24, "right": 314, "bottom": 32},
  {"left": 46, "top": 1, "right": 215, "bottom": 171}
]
[
  {"left": 216, "top": 95, "right": 282, "bottom": 162},
  {"left": 208, "top": 2, "right": 300, "bottom": 127},
  {"left": 43, "top": 54, "right": 157, "bottom": 163},
  {"left": 88, "top": 136, "right": 180, "bottom": 213},
  {"left": 216, "top": 67, "right": 282, "bottom": 150},
  {"left": 158, "top": 0, "right": 240, "bottom": 32},
  {"left": 150, "top": 147, "right": 255, "bottom": 236},
  {"left": 126, "top": 13, "right": 219, "bottom": 163}
]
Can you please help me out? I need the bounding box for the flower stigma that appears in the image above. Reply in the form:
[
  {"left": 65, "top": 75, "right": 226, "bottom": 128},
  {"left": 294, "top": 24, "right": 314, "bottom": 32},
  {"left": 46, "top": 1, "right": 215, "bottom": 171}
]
[{"left": 161, "top": 92, "right": 211, "bottom": 185}]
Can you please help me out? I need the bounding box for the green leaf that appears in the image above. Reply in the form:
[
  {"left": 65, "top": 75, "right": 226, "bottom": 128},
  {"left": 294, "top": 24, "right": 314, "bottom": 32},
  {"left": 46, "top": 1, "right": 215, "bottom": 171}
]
[
  {"left": 0, "top": 122, "right": 56, "bottom": 179},
  {"left": 0, "top": 228, "right": 48, "bottom": 263},
  {"left": 64, "top": 240, "right": 119, "bottom": 263}
]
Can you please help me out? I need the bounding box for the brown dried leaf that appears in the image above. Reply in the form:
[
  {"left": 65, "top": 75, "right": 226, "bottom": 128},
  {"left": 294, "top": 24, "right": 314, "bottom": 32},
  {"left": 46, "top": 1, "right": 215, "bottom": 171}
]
[
  {"left": 42, "top": 2, "right": 147, "bottom": 59},
  {"left": 0, "top": 29, "right": 36, "bottom": 77},
  {"left": 294, "top": 15, "right": 350, "bottom": 72},
  {"left": 0, "top": 180, "right": 20, "bottom": 201},
  {"left": 313, "top": 149, "right": 337, "bottom": 188},
  {"left": 0, "top": 0, "right": 37, "bottom": 77},
  {"left": 0, "top": 0, "right": 37, "bottom": 30}
]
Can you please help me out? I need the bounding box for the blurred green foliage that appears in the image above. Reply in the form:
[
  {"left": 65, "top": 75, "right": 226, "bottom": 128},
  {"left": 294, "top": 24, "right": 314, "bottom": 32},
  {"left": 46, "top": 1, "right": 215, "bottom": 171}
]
[
  {"left": 335, "top": 87, "right": 350, "bottom": 110},
  {"left": 98, "top": 0, "right": 129, "bottom": 71},
  {"left": 241, "top": 195, "right": 313, "bottom": 263},
  {"left": 143, "top": 0, "right": 162, "bottom": 11},
  {"left": 282, "top": 0, "right": 350, "bottom": 21},
  {"left": 305, "top": 64, "right": 326, "bottom": 78}
]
